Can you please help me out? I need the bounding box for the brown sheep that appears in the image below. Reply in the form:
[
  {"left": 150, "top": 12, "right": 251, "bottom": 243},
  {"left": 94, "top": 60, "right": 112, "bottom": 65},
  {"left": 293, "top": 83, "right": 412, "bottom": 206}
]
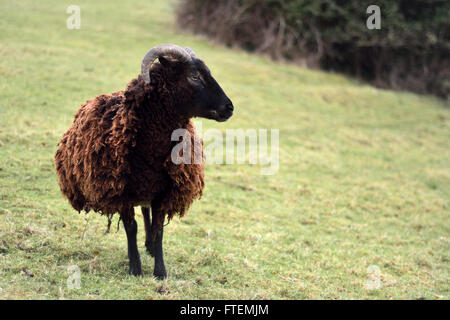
[{"left": 54, "top": 44, "right": 234, "bottom": 278}]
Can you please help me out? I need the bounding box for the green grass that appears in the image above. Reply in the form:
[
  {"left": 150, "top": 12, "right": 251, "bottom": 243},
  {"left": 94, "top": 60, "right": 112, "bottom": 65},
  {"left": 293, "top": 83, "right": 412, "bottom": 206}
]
[{"left": 0, "top": 0, "right": 449, "bottom": 300}]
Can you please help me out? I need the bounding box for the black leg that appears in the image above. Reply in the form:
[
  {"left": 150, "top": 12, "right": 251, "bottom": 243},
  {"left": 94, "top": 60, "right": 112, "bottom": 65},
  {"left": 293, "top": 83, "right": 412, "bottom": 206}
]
[
  {"left": 122, "top": 215, "right": 142, "bottom": 276},
  {"left": 142, "top": 207, "right": 153, "bottom": 256},
  {"left": 152, "top": 227, "right": 166, "bottom": 280},
  {"left": 151, "top": 202, "right": 167, "bottom": 280}
]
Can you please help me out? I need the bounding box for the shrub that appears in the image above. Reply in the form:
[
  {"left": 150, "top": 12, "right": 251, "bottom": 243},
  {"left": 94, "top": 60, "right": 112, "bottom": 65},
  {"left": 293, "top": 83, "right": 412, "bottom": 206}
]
[{"left": 177, "top": 0, "right": 450, "bottom": 98}]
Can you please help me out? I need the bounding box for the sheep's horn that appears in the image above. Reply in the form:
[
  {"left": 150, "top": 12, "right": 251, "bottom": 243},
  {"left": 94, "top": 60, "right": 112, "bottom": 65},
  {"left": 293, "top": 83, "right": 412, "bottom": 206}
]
[
  {"left": 184, "top": 47, "right": 197, "bottom": 59},
  {"left": 141, "top": 44, "right": 192, "bottom": 84}
]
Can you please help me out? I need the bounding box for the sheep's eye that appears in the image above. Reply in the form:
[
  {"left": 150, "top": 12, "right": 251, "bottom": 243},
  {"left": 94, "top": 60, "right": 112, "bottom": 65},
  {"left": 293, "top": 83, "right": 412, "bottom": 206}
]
[{"left": 190, "top": 74, "right": 200, "bottom": 81}]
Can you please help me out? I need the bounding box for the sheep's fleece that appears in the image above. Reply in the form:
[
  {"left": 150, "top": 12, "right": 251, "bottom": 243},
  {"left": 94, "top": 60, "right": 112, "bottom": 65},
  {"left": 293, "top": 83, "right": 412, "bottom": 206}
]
[{"left": 54, "top": 67, "right": 205, "bottom": 231}]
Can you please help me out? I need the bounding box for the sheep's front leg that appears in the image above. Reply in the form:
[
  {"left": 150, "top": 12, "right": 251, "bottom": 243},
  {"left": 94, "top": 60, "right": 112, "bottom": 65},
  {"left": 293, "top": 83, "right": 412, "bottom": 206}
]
[
  {"left": 122, "top": 210, "right": 142, "bottom": 276},
  {"left": 151, "top": 205, "right": 167, "bottom": 280},
  {"left": 152, "top": 227, "right": 166, "bottom": 279},
  {"left": 142, "top": 206, "right": 153, "bottom": 256}
]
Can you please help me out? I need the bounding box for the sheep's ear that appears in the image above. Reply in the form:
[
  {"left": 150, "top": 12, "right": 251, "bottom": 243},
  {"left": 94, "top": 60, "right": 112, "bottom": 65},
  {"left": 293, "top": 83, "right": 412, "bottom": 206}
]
[{"left": 158, "top": 56, "right": 182, "bottom": 69}]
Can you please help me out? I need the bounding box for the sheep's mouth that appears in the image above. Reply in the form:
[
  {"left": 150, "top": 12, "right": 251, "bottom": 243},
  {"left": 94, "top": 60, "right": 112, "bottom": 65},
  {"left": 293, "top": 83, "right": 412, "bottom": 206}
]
[
  {"left": 216, "top": 114, "right": 232, "bottom": 122},
  {"left": 210, "top": 109, "right": 233, "bottom": 122}
]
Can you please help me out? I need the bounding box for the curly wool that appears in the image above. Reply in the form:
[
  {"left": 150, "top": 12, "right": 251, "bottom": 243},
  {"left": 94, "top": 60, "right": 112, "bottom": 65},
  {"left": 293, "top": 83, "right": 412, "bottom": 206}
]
[{"left": 54, "top": 65, "right": 205, "bottom": 230}]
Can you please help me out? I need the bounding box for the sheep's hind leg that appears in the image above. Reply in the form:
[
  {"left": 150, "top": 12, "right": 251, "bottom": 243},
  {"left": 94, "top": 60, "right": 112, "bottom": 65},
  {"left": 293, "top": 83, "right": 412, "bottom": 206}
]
[
  {"left": 142, "top": 206, "right": 153, "bottom": 256},
  {"left": 122, "top": 208, "right": 142, "bottom": 276}
]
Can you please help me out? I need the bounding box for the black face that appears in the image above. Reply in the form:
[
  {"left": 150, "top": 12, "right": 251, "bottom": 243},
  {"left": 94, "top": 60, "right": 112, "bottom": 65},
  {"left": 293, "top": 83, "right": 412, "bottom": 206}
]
[{"left": 158, "top": 56, "right": 234, "bottom": 122}]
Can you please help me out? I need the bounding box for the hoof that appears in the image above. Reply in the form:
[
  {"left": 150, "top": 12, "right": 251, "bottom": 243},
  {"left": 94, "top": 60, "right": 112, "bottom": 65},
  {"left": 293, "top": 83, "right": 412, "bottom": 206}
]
[
  {"left": 153, "top": 269, "right": 167, "bottom": 280},
  {"left": 129, "top": 261, "right": 142, "bottom": 276},
  {"left": 129, "top": 268, "right": 142, "bottom": 276},
  {"left": 153, "top": 272, "right": 167, "bottom": 280}
]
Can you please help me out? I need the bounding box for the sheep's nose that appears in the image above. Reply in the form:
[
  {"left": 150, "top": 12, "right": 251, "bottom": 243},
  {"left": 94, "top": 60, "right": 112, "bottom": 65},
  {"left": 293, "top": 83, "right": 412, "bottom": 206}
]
[{"left": 225, "top": 102, "right": 234, "bottom": 112}]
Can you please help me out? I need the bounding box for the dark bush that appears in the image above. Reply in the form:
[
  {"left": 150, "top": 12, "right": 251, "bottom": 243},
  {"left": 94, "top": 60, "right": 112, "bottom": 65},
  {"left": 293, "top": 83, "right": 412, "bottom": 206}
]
[{"left": 177, "top": 0, "right": 449, "bottom": 98}]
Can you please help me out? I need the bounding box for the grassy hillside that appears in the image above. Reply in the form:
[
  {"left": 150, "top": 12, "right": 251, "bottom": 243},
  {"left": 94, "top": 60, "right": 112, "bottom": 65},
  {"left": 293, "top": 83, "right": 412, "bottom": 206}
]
[{"left": 0, "top": 0, "right": 448, "bottom": 299}]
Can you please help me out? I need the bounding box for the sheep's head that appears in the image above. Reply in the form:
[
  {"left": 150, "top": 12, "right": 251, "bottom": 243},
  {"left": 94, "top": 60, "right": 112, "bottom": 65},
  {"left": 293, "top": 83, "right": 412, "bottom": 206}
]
[{"left": 141, "top": 44, "right": 234, "bottom": 122}]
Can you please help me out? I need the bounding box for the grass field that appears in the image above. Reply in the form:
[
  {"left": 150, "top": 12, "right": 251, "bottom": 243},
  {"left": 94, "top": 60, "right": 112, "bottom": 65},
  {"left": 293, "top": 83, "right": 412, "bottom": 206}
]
[{"left": 0, "top": 0, "right": 449, "bottom": 299}]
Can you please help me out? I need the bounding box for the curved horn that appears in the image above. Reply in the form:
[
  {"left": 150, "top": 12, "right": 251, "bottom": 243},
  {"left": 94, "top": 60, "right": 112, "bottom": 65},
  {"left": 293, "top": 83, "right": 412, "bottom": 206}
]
[
  {"left": 184, "top": 47, "right": 197, "bottom": 59},
  {"left": 141, "top": 44, "right": 192, "bottom": 84}
]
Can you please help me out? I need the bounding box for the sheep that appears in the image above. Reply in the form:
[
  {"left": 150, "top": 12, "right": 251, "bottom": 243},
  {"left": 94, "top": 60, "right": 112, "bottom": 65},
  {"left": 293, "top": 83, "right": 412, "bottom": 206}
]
[{"left": 54, "top": 44, "right": 234, "bottom": 278}]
